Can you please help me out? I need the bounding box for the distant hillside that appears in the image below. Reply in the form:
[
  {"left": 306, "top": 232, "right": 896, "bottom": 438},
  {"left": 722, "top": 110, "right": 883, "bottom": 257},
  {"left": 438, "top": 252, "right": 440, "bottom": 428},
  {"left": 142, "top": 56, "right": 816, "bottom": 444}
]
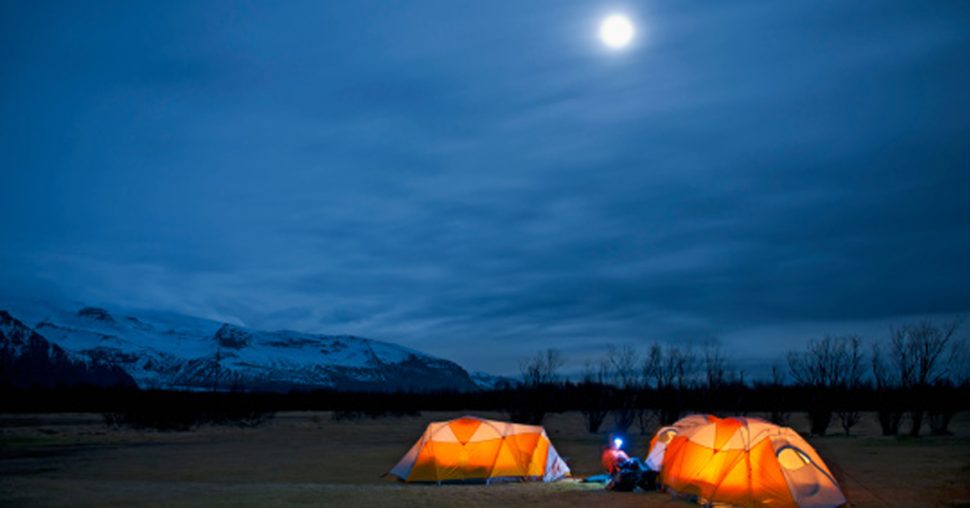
[
  {"left": 0, "top": 311, "right": 135, "bottom": 389},
  {"left": 0, "top": 301, "right": 479, "bottom": 393},
  {"left": 470, "top": 371, "right": 519, "bottom": 390}
]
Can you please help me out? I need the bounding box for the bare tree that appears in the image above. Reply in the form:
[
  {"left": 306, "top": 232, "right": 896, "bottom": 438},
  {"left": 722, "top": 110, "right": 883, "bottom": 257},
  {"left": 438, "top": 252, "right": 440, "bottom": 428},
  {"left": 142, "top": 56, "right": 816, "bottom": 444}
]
[
  {"left": 787, "top": 335, "right": 861, "bottom": 388},
  {"left": 950, "top": 336, "right": 970, "bottom": 387},
  {"left": 890, "top": 321, "right": 957, "bottom": 386},
  {"left": 581, "top": 358, "right": 609, "bottom": 384},
  {"left": 768, "top": 361, "right": 791, "bottom": 426},
  {"left": 834, "top": 336, "right": 864, "bottom": 436},
  {"left": 703, "top": 342, "right": 728, "bottom": 391},
  {"left": 928, "top": 330, "right": 967, "bottom": 435},
  {"left": 643, "top": 344, "right": 664, "bottom": 389},
  {"left": 644, "top": 343, "right": 698, "bottom": 425},
  {"left": 607, "top": 344, "right": 639, "bottom": 388},
  {"left": 871, "top": 342, "right": 904, "bottom": 436},
  {"left": 787, "top": 335, "right": 863, "bottom": 435},
  {"left": 673, "top": 345, "right": 698, "bottom": 390},
  {"left": 520, "top": 348, "right": 565, "bottom": 387},
  {"left": 640, "top": 344, "right": 666, "bottom": 432},
  {"left": 701, "top": 341, "right": 740, "bottom": 416},
  {"left": 578, "top": 359, "right": 611, "bottom": 433},
  {"left": 633, "top": 391, "right": 655, "bottom": 436},
  {"left": 606, "top": 344, "right": 639, "bottom": 433},
  {"left": 888, "top": 320, "right": 960, "bottom": 436},
  {"left": 510, "top": 349, "right": 565, "bottom": 425},
  {"left": 645, "top": 343, "right": 697, "bottom": 389}
]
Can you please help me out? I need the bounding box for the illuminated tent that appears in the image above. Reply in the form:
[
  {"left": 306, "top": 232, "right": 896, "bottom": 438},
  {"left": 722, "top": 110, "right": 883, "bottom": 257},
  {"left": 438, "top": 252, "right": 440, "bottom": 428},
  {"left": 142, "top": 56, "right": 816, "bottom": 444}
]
[
  {"left": 647, "top": 415, "right": 846, "bottom": 508},
  {"left": 389, "top": 415, "right": 570, "bottom": 483}
]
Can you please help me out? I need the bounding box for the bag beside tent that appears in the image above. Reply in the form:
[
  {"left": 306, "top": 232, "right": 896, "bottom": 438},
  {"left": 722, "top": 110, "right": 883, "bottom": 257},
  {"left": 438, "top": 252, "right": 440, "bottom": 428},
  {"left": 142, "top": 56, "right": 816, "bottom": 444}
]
[{"left": 390, "top": 415, "right": 570, "bottom": 483}]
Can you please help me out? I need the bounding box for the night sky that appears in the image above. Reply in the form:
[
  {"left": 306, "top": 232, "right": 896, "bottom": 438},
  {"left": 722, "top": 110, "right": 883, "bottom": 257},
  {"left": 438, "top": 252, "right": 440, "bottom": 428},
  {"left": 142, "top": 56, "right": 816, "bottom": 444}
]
[{"left": 2, "top": 1, "right": 969, "bottom": 375}]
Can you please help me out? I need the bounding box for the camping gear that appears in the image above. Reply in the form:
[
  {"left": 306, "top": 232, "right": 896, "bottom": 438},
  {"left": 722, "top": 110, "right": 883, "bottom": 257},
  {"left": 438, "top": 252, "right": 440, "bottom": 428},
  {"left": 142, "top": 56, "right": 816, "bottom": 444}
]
[
  {"left": 389, "top": 415, "right": 570, "bottom": 483},
  {"left": 648, "top": 415, "right": 847, "bottom": 508},
  {"left": 582, "top": 473, "right": 611, "bottom": 484},
  {"left": 606, "top": 458, "right": 659, "bottom": 492}
]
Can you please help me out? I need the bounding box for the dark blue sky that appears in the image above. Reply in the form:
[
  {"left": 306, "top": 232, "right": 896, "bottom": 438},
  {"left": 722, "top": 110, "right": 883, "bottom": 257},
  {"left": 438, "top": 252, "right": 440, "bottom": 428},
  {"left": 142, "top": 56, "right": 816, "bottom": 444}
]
[{"left": 2, "top": 1, "right": 969, "bottom": 375}]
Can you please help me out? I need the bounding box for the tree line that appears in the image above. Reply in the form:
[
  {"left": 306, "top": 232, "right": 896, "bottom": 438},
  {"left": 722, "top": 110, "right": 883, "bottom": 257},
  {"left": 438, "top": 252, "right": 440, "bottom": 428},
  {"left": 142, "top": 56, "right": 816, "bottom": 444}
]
[
  {"left": 2, "top": 319, "right": 965, "bottom": 435},
  {"left": 508, "top": 318, "right": 968, "bottom": 437}
]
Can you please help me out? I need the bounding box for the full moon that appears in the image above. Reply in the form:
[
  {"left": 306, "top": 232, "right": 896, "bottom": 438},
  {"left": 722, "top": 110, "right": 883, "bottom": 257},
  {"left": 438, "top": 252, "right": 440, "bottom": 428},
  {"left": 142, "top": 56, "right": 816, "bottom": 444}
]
[{"left": 599, "top": 14, "right": 634, "bottom": 49}]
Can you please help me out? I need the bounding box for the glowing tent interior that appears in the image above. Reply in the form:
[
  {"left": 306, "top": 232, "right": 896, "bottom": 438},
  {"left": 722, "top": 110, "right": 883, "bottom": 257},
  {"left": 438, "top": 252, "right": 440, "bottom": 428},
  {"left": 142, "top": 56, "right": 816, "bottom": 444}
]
[
  {"left": 647, "top": 415, "right": 847, "bottom": 508},
  {"left": 389, "top": 415, "right": 570, "bottom": 483}
]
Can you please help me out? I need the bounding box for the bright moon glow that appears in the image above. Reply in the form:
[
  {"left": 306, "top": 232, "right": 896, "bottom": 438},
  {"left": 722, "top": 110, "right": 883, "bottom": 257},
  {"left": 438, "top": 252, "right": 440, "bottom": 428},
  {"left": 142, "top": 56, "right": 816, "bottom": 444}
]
[{"left": 600, "top": 14, "right": 634, "bottom": 49}]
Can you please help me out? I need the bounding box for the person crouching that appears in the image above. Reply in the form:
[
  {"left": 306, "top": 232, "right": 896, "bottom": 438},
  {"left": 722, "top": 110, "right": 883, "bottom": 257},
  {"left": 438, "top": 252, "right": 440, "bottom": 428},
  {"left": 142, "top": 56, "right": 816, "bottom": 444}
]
[
  {"left": 603, "top": 436, "right": 658, "bottom": 492},
  {"left": 601, "top": 436, "right": 630, "bottom": 475}
]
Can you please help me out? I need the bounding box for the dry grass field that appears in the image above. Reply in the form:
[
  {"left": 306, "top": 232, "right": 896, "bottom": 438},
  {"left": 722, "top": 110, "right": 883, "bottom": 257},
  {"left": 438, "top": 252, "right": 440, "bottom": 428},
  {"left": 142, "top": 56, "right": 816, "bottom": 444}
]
[{"left": 2, "top": 411, "right": 969, "bottom": 507}]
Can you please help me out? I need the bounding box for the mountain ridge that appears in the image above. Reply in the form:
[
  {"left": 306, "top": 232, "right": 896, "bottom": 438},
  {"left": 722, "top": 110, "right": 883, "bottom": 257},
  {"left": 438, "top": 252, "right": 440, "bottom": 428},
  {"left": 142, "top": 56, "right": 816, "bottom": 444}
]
[
  {"left": 0, "top": 310, "right": 136, "bottom": 389},
  {"left": 0, "top": 301, "right": 479, "bottom": 393}
]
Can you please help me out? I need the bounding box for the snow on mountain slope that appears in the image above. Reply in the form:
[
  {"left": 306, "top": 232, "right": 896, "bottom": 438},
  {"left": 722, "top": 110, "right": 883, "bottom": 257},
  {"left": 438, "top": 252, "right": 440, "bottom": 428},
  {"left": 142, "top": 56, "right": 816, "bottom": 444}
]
[
  {"left": 0, "top": 300, "right": 477, "bottom": 392},
  {"left": 0, "top": 310, "right": 135, "bottom": 389},
  {"left": 470, "top": 371, "right": 519, "bottom": 390}
]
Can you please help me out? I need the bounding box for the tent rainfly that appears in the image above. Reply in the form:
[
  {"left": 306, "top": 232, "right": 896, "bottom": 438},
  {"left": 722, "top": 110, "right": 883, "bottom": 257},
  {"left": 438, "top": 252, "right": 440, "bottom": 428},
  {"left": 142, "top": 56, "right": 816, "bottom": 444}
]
[
  {"left": 389, "top": 415, "right": 570, "bottom": 483},
  {"left": 647, "top": 415, "right": 847, "bottom": 508}
]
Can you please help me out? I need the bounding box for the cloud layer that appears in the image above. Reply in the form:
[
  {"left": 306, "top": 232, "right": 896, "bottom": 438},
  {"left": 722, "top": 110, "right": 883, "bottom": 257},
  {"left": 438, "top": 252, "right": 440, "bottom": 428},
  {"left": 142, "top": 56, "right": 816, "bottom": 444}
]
[{"left": 2, "top": 1, "right": 969, "bottom": 375}]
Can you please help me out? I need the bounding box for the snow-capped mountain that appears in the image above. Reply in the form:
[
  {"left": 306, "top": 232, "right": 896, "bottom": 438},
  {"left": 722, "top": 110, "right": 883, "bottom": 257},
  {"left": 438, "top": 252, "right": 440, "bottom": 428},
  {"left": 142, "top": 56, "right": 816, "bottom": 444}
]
[
  {"left": 0, "top": 310, "right": 135, "bottom": 389},
  {"left": 0, "top": 301, "right": 478, "bottom": 392},
  {"left": 470, "top": 370, "right": 519, "bottom": 390}
]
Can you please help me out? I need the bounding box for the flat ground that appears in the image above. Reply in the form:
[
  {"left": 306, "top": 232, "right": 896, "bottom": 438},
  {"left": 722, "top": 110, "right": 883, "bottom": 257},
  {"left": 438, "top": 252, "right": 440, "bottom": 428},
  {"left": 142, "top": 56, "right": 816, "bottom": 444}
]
[{"left": 1, "top": 411, "right": 969, "bottom": 507}]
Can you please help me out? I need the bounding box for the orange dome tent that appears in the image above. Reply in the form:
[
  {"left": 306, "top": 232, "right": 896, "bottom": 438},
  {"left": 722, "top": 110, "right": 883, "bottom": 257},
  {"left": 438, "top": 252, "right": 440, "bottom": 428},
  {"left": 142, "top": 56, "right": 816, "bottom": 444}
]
[
  {"left": 389, "top": 415, "right": 570, "bottom": 483},
  {"left": 647, "top": 415, "right": 846, "bottom": 508}
]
